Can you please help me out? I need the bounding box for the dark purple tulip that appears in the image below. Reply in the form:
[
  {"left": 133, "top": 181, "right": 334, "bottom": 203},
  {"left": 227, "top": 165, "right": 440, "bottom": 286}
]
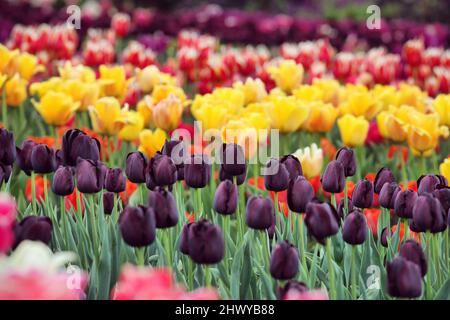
[
  {"left": 287, "top": 176, "right": 314, "bottom": 213},
  {"left": 305, "top": 201, "right": 339, "bottom": 241},
  {"left": 269, "top": 241, "right": 299, "bottom": 280},
  {"left": 125, "top": 151, "right": 148, "bottom": 183},
  {"left": 321, "top": 160, "right": 345, "bottom": 193},
  {"left": 13, "top": 216, "right": 52, "bottom": 248},
  {"left": 268, "top": 220, "right": 276, "bottom": 240},
  {"left": 16, "top": 140, "right": 38, "bottom": 175},
  {"left": 0, "top": 128, "right": 16, "bottom": 165},
  {"left": 412, "top": 193, "right": 446, "bottom": 233},
  {"left": 103, "top": 192, "right": 115, "bottom": 215},
  {"left": 0, "top": 163, "right": 11, "bottom": 188},
  {"left": 30, "top": 144, "right": 57, "bottom": 174},
  {"left": 335, "top": 147, "right": 356, "bottom": 177},
  {"left": 277, "top": 281, "right": 308, "bottom": 299},
  {"left": 399, "top": 240, "right": 427, "bottom": 277},
  {"left": 433, "top": 186, "right": 450, "bottom": 213},
  {"left": 381, "top": 227, "right": 390, "bottom": 247},
  {"left": 352, "top": 179, "right": 374, "bottom": 208},
  {"left": 75, "top": 159, "right": 107, "bottom": 194},
  {"left": 184, "top": 154, "right": 211, "bottom": 188},
  {"left": 179, "top": 223, "right": 192, "bottom": 255},
  {"left": 220, "top": 143, "right": 246, "bottom": 176},
  {"left": 337, "top": 197, "right": 353, "bottom": 218},
  {"left": 374, "top": 167, "right": 395, "bottom": 194},
  {"left": 161, "top": 139, "right": 185, "bottom": 181},
  {"left": 104, "top": 167, "right": 126, "bottom": 193},
  {"left": 61, "top": 129, "right": 100, "bottom": 166},
  {"left": 219, "top": 165, "right": 246, "bottom": 185},
  {"left": 148, "top": 187, "right": 178, "bottom": 228},
  {"left": 342, "top": 209, "right": 368, "bottom": 245},
  {"left": 147, "top": 153, "right": 177, "bottom": 187},
  {"left": 51, "top": 166, "right": 74, "bottom": 196},
  {"left": 417, "top": 175, "right": 443, "bottom": 195},
  {"left": 280, "top": 155, "right": 302, "bottom": 180},
  {"left": 245, "top": 196, "right": 275, "bottom": 230},
  {"left": 187, "top": 219, "right": 224, "bottom": 264},
  {"left": 387, "top": 256, "right": 422, "bottom": 298},
  {"left": 394, "top": 189, "right": 417, "bottom": 219},
  {"left": 264, "top": 158, "right": 289, "bottom": 192},
  {"left": 379, "top": 182, "right": 401, "bottom": 209},
  {"left": 119, "top": 205, "right": 156, "bottom": 247},
  {"left": 214, "top": 180, "right": 238, "bottom": 215}
]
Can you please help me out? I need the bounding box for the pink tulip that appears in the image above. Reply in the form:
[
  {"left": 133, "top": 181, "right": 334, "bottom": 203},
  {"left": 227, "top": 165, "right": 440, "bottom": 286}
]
[
  {"left": 283, "top": 289, "right": 329, "bottom": 300},
  {"left": 0, "top": 193, "right": 16, "bottom": 254}
]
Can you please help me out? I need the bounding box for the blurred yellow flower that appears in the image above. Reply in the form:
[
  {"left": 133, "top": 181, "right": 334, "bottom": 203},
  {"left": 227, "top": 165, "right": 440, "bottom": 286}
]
[
  {"left": 210, "top": 87, "right": 245, "bottom": 111},
  {"left": 60, "top": 79, "right": 100, "bottom": 111},
  {"left": 432, "top": 94, "right": 450, "bottom": 126},
  {"left": 152, "top": 84, "right": 187, "bottom": 105},
  {"left": 153, "top": 94, "right": 184, "bottom": 132},
  {"left": 267, "top": 59, "right": 303, "bottom": 93},
  {"left": 293, "top": 143, "right": 323, "bottom": 179},
  {"left": 136, "top": 65, "right": 175, "bottom": 93},
  {"left": 372, "top": 85, "right": 398, "bottom": 111},
  {"left": 99, "top": 65, "right": 129, "bottom": 99},
  {"left": 302, "top": 102, "right": 338, "bottom": 133},
  {"left": 30, "top": 77, "right": 63, "bottom": 97},
  {"left": 337, "top": 114, "right": 369, "bottom": 147},
  {"left": 32, "top": 91, "right": 79, "bottom": 126},
  {"left": 233, "top": 78, "right": 267, "bottom": 104},
  {"left": 0, "top": 74, "right": 6, "bottom": 88},
  {"left": 8, "top": 52, "right": 44, "bottom": 81},
  {"left": 58, "top": 62, "right": 96, "bottom": 83},
  {"left": 396, "top": 83, "right": 427, "bottom": 112},
  {"left": 311, "top": 79, "right": 340, "bottom": 105},
  {"left": 292, "top": 85, "right": 324, "bottom": 102},
  {"left": 4, "top": 74, "right": 27, "bottom": 107},
  {"left": 138, "top": 128, "right": 167, "bottom": 158},
  {"left": 0, "top": 44, "right": 18, "bottom": 73},
  {"left": 137, "top": 95, "right": 155, "bottom": 128},
  {"left": 192, "top": 101, "right": 232, "bottom": 131},
  {"left": 89, "top": 97, "right": 128, "bottom": 135},
  {"left": 339, "top": 90, "right": 380, "bottom": 120},
  {"left": 440, "top": 158, "right": 450, "bottom": 183},
  {"left": 119, "top": 111, "right": 145, "bottom": 141},
  {"left": 267, "top": 96, "right": 309, "bottom": 133}
]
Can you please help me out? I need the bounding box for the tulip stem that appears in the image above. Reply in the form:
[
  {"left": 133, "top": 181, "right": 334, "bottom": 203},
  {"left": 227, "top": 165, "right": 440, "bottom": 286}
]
[
  {"left": 351, "top": 245, "right": 357, "bottom": 300},
  {"left": 60, "top": 196, "right": 69, "bottom": 248},
  {"left": 76, "top": 187, "right": 83, "bottom": 219},
  {"left": 31, "top": 171, "right": 37, "bottom": 213},
  {"left": 326, "top": 238, "right": 336, "bottom": 300},
  {"left": 1, "top": 85, "right": 7, "bottom": 129},
  {"left": 331, "top": 193, "right": 336, "bottom": 209},
  {"left": 136, "top": 247, "right": 145, "bottom": 266},
  {"left": 425, "top": 231, "right": 433, "bottom": 300},
  {"left": 88, "top": 194, "right": 98, "bottom": 256},
  {"left": 446, "top": 230, "right": 449, "bottom": 272},
  {"left": 344, "top": 181, "right": 349, "bottom": 216},
  {"left": 403, "top": 219, "right": 409, "bottom": 240},
  {"left": 298, "top": 214, "right": 308, "bottom": 275},
  {"left": 43, "top": 174, "right": 49, "bottom": 206},
  {"left": 432, "top": 235, "right": 442, "bottom": 286},
  {"left": 204, "top": 266, "right": 211, "bottom": 287}
]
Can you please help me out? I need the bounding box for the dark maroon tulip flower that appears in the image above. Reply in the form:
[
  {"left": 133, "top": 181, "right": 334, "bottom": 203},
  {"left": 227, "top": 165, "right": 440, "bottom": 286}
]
[
  {"left": 187, "top": 219, "right": 224, "bottom": 264},
  {"left": 305, "top": 201, "right": 339, "bottom": 241},
  {"left": 417, "top": 175, "right": 441, "bottom": 195},
  {"left": 184, "top": 154, "right": 211, "bottom": 188},
  {"left": 219, "top": 165, "right": 246, "bottom": 185},
  {"left": 179, "top": 223, "right": 192, "bottom": 255},
  {"left": 287, "top": 176, "right": 314, "bottom": 213},
  {"left": 13, "top": 216, "right": 52, "bottom": 248},
  {"left": 30, "top": 144, "right": 57, "bottom": 174},
  {"left": 433, "top": 186, "right": 450, "bottom": 213},
  {"left": 412, "top": 193, "right": 446, "bottom": 233},
  {"left": 352, "top": 179, "right": 374, "bottom": 208},
  {"left": 394, "top": 189, "right": 417, "bottom": 219},
  {"left": 264, "top": 158, "right": 289, "bottom": 192},
  {"left": 125, "top": 151, "right": 148, "bottom": 184},
  {"left": 387, "top": 256, "right": 422, "bottom": 298},
  {"left": 76, "top": 159, "right": 107, "bottom": 194},
  {"left": 147, "top": 153, "right": 177, "bottom": 187},
  {"left": 214, "top": 180, "right": 238, "bottom": 215},
  {"left": 342, "top": 209, "right": 368, "bottom": 245},
  {"left": 379, "top": 182, "right": 401, "bottom": 209},
  {"left": 0, "top": 128, "right": 16, "bottom": 165},
  {"left": 148, "top": 187, "right": 178, "bottom": 228},
  {"left": 220, "top": 143, "right": 246, "bottom": 176},
  {"left": 335, "top": 147, "right": 356, "bottom": 177},
  {"left": 0, "top": 163, "right": 11, "bottom": 188},
  {"left": 61, "top": 129, "right": 100, "bottom": 166},
  {"left": 245, "top": 196, "right": 275, "bottom": 230},
  {"left": 321, "top": 160, "right": 345, "bottom": 193},
  {"left": 381, "top": 227, "right": 390, "bottom": 247},
  {"left": 119, "top": 205, "right": 156, "bottom": 247},
  {"left": 280, "top": 155, "right": 302, "bottom": 180},
  {"left": 374, "top": 167, "right": 395, "bottom": 194},
  {"left": 277, "top": 281, "right": 308, "bottom": 299},
  {"left": 269, "top": 241, "right": 299, "bottom": 280},
  {"left": 337, "top": 197, "right": 353, "bottom": 218},
  {"left": 105, "top": 167, "right": 126, "bottom": 193},
  {"left": 16, "top": 140, "right": 38, "bottom": 175},
  {"left": 399, "top": 240, "right": 427, "bottom": 277},
  {"left": 103, "top": 192, "right": 115, "bottom": 215},
  {"left": 161, "top": 139, "right": 185, "bottom": 181},
  {"left": 268, "top": 220, "right": 276, "bottom": 240},
  {"left": 51, "top": 166, "right": 74, "bottom": 196}
]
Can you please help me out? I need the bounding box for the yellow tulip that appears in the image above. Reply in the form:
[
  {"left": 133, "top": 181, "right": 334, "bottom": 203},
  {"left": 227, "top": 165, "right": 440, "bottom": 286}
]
[
  {"left": 302, "top": 101, "right": 338, "bottom": 133},
  {"left": 58, "top": 61, "right": 96, "bottom": 83},
  {"left": 337, "top": 114, "right": 369, "bottom": 147},
  {"left": 293, "top": 143, "right": 323, "bottom": 179},
  {"left": 99, "top": 65, "right": 129, "bottom": 99},
  {"left": 152, "top": 94, "right": 184, "bottom": 132},
  {"left": 60, "top": 79, "right": 100, "bottom": 111},
  {"left": 372, "top": 85, "right": 398, "bottom": 111},
  {"left": 193, "top": 101, "right": 232, "bottom": 131},
  {"left": 0, "top": 44, "right": 18, "bottom": 73},
  {"left": 384, "top": 114, "right": 408, "bottom": 142},
  {"left": 396, "top": 83, "right": 427, "bottom": 112},
  {"left": 376, "top": 111, "right": 389, "bottom": 138},
  {"left": 89, "top": 97, "right": 128, "bottom": 135},
  {"left": 32, "top": 91, "right": 79, "bottom": 126},
  {"left": 136, "top": 65, "right": 175, "bottom": 93},
  {"left": 0, "top": 74, "right": 6, "bottom": 88},
  {"left": 439, "top": 158, "right": 450, "bottom": 183},
  {"left": 267, "top": 96, "right": 309, "bottom": 133},
  {"left": 30, "top": 77, "right": 64, "bottom": 97},
  {"left": 119, "top": 111, "right": 145, "bottom": 141},
  {"left": 4, "top": 74, "right": 27, "bottom": 107},
  {"left": 137, "top": 95, "right": 155, "bottom": 128},
  {"left": 339, "top": 90, "right": 380, "bottom": 120},
  {"left": 9, "top": 53, "right": 44, "bottom": 81},
  {"left": 211, "top": 87, "right": 245, "bottom": 111},
  {"left": 432, "top": 94, "right": 450, "bottom": 126},
  {"left": 267, "top": 59, "right": 303, "bottom": 93},
  {"left": 221, "top": 117, "right": 263, "bottom": 159},
  {"left": 152, "top": 84, "right": 187, "bottom": 105},
  {"left": 233, "top": 78, "right": 267, "bottom": 104},
  {"left": 138, "top": 128, "right": 167, "bottom": 159},
  {"left": 311, "top": 79, "right": 340, "bottom": 105},
  {"left": 292, "top": 85, "right": 324, "bottom": 102}
]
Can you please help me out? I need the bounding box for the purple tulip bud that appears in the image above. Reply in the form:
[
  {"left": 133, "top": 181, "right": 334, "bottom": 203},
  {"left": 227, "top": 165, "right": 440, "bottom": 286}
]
[
  {"left": 61, "top": 129, "right": 100, "bottom": 167},
  {"left": 179, "top": 223, "right": 192, "bottom": 255},
  {"left": 103, "top": 192, "right": 115, "bottom": 215},
  {"left": 352, "top": 179, "right": 374, "bottom": 208},
  {"left": 184, "top": 154, "right": 211, "bottom": 188},
  {"left": 104, "top": 167, "right": 126, "bottom": 193},
  {"left": 379, "top": 182, "right": 401, "bottom": 209},
  {"left": 264, "top": 158, "right": 289, "bottom": 192},
  {"left": 374, "top": 167, "right": 395, "bottom": 194},
  {"left": 412, "top": 193, "right": 446, "bottom": 233},
  {"left": 125, "top": 151, "right": 148, "bottom": 184},
  {"left": 387, "top": 256, "right": 422, "bottom": 298},
  {"left": 287, "top": 176, "right": 314, "bottom": 213},
  {"left": 417, "top": 175, "right": 443, "bottom": 195},
  {"left": 433, "top": 186, "right": 450, "bottom": 213},
  {"left": 269, "top": 241, "right": 299, "bottom": 280},
  {"left": 342, "top": 209, "right": 368, "bottom": 245},
  {"left": 321, "top": 160, "right": 345, "bottom": 193},
  {"left": 268, "top": 219, "right": 276, "bottom": 240},
  {"left": 187, "top": 219, "right": 224, "bottom": 264},
  {"left": 214, "top": 180, "right": 238, "bottom": 215},
  {"left": 245, "top": 196, "right": 275, "bottom": 230},
  {"left": 16, "top": 140, "right": 38, "bottom": 175},
  {"left": 219, "top": 165, "right": 246, "bottom": 185},
  {"left": 337, "top": 197, "right": 353, "bottom": 218},
  {"left": 220, "top": 143, "right": 246, "bottom": 176},
  {"left": 119, "top": 205, "right": 156, "bottom": 247},
  {"left": 394, "top": 189, "right": 417, "bottom": 219},
  {"left": 0, "top": 128, "right": 16, "bottom": 165},
  {"left": 13, "top": 216, "right": 52, "bottom": 248},
  {"left": 30, "top": 144, "right": 57, "bottom": 174},
  {"left": 147, "top": 153, "right": 178, "bottom": 187},
  {"left": 280, "top": 155, "right": 302, "bottom": 180},
  {"left": 277, "top": 281, "right": 308, "bottom": 299},
  {"left": 76, "top": 159, "right": 107, "bottom": 194},
  {"left": 380, "top": 227, "right": 390, "bottom": 247},
  {"left": 0, "top": 163, "right": 11, "bottom": 188},
  {"left": 305, "top": 201, "right": 339, "bottom": 241},
  {"left": 148, "top": 187, "right": 178, "bottom": 228},
  {"left": 335, "top": 147, "right": 356, "bottom": 177},
  {"left": 51, "top": 166, "right": 74, "bottom": 196},
  {"left": 399, "top": 240, "right": 427, "bottom": 277},
  {"left": 161, "top": 139, "right": 185, "bottom": 181}
]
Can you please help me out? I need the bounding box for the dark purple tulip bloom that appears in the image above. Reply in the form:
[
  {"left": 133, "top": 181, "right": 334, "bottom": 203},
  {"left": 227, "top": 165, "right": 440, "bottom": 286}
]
[
  {"left": 30, "top": 144, "right": 57, "bottom": 174},
  {"left": 125, "top": 151, "right": 148, "bottom": 184},
  {"left": 214, "top": 180, "right": 238, "bottom": 215},
  {"left": 394, "top": 189, "right": 418, "bottom": 219},
  {"left": 13, "top": 216, "right": 52, "bottom": 248},
  {"left": 219, "top": 165, "right": 246, "bottom": 185},
  {"left": 75, "top": 159, "right": 107, "bottom": 194},
  {"left": 417, "top": 175, "right": 444, "bottom": 195},
  {"left": 220, "top": 143, "right": 246, "bottom": 176},
  {"left": 148, "top": 187, "right": 178, "bottom": 228},
  {"left": 335, "top": 147, "right": 356, "bottom": 177},
  {"left": 287, "top": 176, "right": 314, "bottom": 213},
  {"left": 147, "top": 153, "right": 177, "bottom": 187},
  {"left": 268, "top": 220, "right": 276, "bottom": 240},
  {"left": 305, "top": 201, "right": 339, "bottom": 241},
  {"left": 187, "top": 219, "right": 224, "bottom": 264},
  {"left": 280, "top": 155, "right": 302, "bottom": 180},
  {"left": 0, "top": 163, "right": 11, "bottom": 188},
  {"left": 16, "top": 140, "right": 38, "bottom": 175},
  {"left": 161, "top": 139, "right": 185, "bottom": 181},
  {"left": 264, "top": 158, "right": 289, "bottom": 192},
  {"left": 277, "top": 281, "right": 308, "bottom": 299},
  {"left": 399, "top": 240, "right": 427, "bottom": 277},
  {"left": 433, "top": 186, "right": 450, "bottom": 213},
  {"left": 412, "top": 193, "right": 446, "bottom": 233},
  {"left": 342, "top": 209, "right": 368, "bottom": 245},
  {"left": 179, "top": 223, "right": 192, "bottom": 255},
  {"left": 387, "top": 256, "right": 422, "bottom": 298},
  {"left": 245, "top": 196, "right": 275, "bottom": 230},
  {"left": 104, "top": 167, "right": 126, "bottom": 193},
  {"left": 61, "top": 129, "right": 100, "bottom": 166},
  {"left": 119, "top": 205, "right": 156, "bottom": 247},
  {"left": 352, "top": 179, "right": 374, "bottom": 208},
  {"left": 51, "top": 166, "right": 74, "bottom": 196},
  {"left": 381, "top": 227, "right": 390, "bottom": 247},
  {"left": 374, "top": 167, "right": 395, "bottom": 194},
  {"left": 0, "top": 128, "right": 16, "bottom": 165},
  {"left": 321, "top": 160, "right": 345, "bottom": 193},
  {"left": 379, "top": 182, "right": 401, "bottom": 209},
  {"left": 103, "top": 192, "right": 115, "bottom": 215},
  {"left": 184, "top": 154, "right": 211, "bottom": 188},
  {"left": 337, "top": 197, "right": 353, "bottom": 218},
  {"left": 269, "top": 241, "right": 299, "bottom": 280}
]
